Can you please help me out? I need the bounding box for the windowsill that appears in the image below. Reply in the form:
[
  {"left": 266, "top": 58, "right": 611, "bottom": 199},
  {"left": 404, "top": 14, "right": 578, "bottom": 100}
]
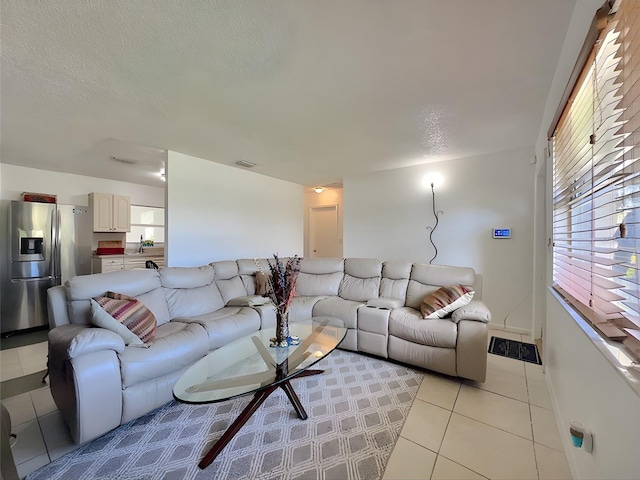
[{"left": 549, "top": 287, "right": 640, "bottom": 398}]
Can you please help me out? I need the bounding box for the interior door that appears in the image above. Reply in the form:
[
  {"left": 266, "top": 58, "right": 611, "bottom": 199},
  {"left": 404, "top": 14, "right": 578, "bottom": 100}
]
[{"left": 308, "top": 205, "right": 342, "bottom": 258}]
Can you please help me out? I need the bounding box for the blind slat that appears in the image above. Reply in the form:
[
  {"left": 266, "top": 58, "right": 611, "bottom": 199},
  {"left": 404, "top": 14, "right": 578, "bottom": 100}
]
[{"left": 553, "top": 0, "right": 640, "bottom": 357}]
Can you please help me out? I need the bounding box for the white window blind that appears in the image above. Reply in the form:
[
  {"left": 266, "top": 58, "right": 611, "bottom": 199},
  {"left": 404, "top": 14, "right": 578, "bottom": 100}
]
[{"left": 552, "top": 0, "right": 640, "bottom": 355}]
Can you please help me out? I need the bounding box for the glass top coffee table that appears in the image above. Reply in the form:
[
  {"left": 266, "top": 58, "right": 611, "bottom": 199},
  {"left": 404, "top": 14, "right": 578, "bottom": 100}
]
[{"left": 173, "top": 317, "right": 347, "bottom": 469}]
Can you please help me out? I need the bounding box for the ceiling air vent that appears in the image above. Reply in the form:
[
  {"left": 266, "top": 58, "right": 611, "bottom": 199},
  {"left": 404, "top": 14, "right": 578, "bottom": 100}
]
[
  {"left": 111, "top": 156, "right": 139, "bottom": 165},
  {"left": 235, "top": 160, "right": 256, "bottom": 168}
]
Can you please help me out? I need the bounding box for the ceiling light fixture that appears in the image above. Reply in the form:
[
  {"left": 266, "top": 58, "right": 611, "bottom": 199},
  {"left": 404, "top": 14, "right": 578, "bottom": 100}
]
[{"left": 314, "top": 186, "right": 325, "bottom": 194}]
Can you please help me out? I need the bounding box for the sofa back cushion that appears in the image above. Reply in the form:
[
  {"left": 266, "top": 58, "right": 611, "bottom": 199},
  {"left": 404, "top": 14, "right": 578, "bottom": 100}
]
[
  {"left": 379, "top": 261, "right": 412, "bottom": 303},
  {"left": 296, "top": 258, "right": 344, "bottom": 296},
  {"left": 339, "top": 258, "right": 382, "bottom": 302},
  {"left": 236, "top": 258, "right": 259, "bottom": 295},
  {"left": 65, "top": 269, "right": 170, "bottom": 326},
  {"left": 160, "top": 265, "right": 225, "bottom": 318},
  {"left": 211, "top": 261, "right": 239, "bottom": 279},
  {"left": 405, "top": 264, "right": 476, "bottom": 310},
  {"left": 210, "top": 260, "right": 249, "bottom": 304}
]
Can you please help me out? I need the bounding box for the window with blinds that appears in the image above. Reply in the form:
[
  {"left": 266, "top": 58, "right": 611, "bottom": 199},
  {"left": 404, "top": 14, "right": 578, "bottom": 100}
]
[{"left": 552, "top": 0, "right": 640, "bottom": 358}]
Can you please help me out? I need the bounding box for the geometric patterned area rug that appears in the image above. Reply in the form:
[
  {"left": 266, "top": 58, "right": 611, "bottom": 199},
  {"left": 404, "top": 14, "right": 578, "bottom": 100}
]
[
  {"left": 27, "top": 350, "right": 423, "bottom": 480},
  {"left": 488, "top": 336, "right": 542, "bottom": 365}
]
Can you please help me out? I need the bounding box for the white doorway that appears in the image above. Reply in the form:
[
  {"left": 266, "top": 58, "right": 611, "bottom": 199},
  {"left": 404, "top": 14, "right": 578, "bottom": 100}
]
[{"left": 308, "top": 204, "right": 342, "bottom": 258}]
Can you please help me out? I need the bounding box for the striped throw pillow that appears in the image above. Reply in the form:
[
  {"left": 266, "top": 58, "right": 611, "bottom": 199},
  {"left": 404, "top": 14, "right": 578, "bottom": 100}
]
[
  {"left": 93, "top": 294, "right": 157, "bottom": 343},
  {"left": 420, "top": 285, "right": 474, "bottom": 319}
]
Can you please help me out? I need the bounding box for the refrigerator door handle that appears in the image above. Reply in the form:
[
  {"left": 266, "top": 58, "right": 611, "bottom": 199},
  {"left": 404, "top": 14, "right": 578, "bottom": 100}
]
[
  {"left": 53, "top": 208, "right": 62, "bottom": 285},
  {"left": 52, "top": 208, "right": 61, "bottom": 283},
  {"left": 11, "top": 277, "right": 54, "bottom": 283},
  {"left": 50, "top": 207, "right": 56, "bottom": 278}
]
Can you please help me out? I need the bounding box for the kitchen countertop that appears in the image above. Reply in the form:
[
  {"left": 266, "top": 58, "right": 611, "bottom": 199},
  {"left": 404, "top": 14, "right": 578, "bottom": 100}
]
[{"left": 92, "top": 252, "right": 164, "bottom": 259}]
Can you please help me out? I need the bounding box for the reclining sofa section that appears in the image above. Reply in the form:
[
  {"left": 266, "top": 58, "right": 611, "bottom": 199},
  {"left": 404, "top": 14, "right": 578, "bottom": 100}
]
[{"left": 47, "top": 258, "right": 491, "bottom": 444}]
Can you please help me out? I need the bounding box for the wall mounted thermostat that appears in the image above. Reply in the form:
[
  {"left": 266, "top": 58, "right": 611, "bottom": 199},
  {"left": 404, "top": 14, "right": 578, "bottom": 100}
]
[{"left": 492, "top": 228, "right": 511, "bottom": 239}]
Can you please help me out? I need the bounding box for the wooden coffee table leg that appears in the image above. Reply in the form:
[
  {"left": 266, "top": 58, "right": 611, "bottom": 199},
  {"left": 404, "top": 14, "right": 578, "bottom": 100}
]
[
  {"left": 198, "top": 384, "right": 277, "bottom": 469},
  {"left": 279, "top": 369, "right": 324, "bottom": 419},
  {"left": 292, "top": 369, "right": 324, "bottom": 378},
  {"left": 198, "top": 369, "right": 325, "bottom": 470},
  {"left": 279, "top": 380, "right": 308, "bottom": 420}
]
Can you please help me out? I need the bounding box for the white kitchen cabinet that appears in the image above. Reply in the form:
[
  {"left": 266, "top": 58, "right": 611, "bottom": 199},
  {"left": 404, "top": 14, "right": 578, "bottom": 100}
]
[
  {"left": 90, "top": 193, "right": 131, "bottom": 232},
  {"left": 92, "top": 255, "right": 164, "bottom": 273},
  {"left": 92, "top": 257, "right": 125, "bottom": 273},
  {"left": 124, "top": 256, "right": 164, "bottom": 270}
]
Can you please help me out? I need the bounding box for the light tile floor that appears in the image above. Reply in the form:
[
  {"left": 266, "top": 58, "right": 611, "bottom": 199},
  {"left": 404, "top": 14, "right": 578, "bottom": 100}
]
[
  {"left": 383, "top": 328, "right": 572, "bottom": 480},
  {"left": 1, "top": 328, "right": 572, "bottom": 479}
]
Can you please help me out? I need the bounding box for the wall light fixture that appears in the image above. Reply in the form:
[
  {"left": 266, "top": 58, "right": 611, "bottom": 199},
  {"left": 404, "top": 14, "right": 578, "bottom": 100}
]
[{"left": 424, "top": 173, "right": 444, "bottom": 264}]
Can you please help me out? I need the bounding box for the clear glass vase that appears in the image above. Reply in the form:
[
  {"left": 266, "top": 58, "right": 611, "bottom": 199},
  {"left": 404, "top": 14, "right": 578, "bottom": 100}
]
[{"left": 276, "top": 310, "right": 290, "bottom": 345}]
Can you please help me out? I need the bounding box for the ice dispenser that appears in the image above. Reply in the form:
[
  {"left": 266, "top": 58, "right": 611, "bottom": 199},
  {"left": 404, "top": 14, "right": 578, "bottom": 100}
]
[
  {"left": 17, "top": 231, "right": 46, "bottom": 261},
  {"left": 20, "top": 236, "right": 44, "bottom": 256}
]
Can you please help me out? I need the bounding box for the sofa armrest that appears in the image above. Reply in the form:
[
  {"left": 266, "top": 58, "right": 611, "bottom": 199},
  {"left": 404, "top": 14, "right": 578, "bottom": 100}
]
[
  {"left": 49, "top": 325, "right": 125, "bottom": 360},
  {"left": 227, "top": 295, "right": 271, "bottom": 307},
  {"left": 47, "top": 285, "right": 71, "bottom": 327},
  {"left": 456, "top": 319, "right": 488, "bottom": 382},
  {"left": 451, "top": 300, "right": 491, "bottom": 324},
  {"left": 47, "top": 325, "right": 124, "bottom": 444},
  {"left": 253, "top": 303, "right": 277, "bottom": 330}
]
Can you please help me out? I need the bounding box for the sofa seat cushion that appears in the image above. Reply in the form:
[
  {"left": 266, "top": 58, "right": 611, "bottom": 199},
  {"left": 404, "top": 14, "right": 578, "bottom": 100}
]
[
  {"left": 289, "top": 296, "right": 326, "bottom": 321},
  {"left": 389, "top": 307, "right": 457, "bottom": 348},
  {"left": 174, "top": 306, "right": 261, "bottom": 350},
  {"left": 312, "top": 297, "right": 363, "bottom": 329},
  {"left": 118, "top": 322, "right": 208, "bottom": 388}
]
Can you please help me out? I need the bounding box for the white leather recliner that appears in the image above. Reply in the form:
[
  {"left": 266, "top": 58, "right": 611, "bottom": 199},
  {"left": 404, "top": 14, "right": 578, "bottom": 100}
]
[{"left": 47, "top": 258, "right": 491, "bottom": 445}]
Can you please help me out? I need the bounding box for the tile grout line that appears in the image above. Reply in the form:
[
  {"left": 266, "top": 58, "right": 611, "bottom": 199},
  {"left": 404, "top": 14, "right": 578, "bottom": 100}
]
[
  {"left": 518, "top": 331, "right": 542, "bottom": 480},
  {"left": 30, "top": 387, "right": 53, "bottom": 462},
  {"left": 8, "top": 343, "right": 53, "bottom": 472},
  {"left": 450, "top": 410, "right": 535, "bottom": 444},
  {"left": 427, "top": 382, "right": 462, "bottom": 480},
  {"left": 434, "top": 452, "right": 490, "bottom": 480},
  {"left": 525, "top": 357, "right": 542, "bottom": 480}
]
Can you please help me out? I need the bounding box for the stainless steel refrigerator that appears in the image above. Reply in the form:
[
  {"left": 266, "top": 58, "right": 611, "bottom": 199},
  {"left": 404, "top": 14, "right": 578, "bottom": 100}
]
[{"left": 0, "top": 201, "right": 92, "bottom": 333}]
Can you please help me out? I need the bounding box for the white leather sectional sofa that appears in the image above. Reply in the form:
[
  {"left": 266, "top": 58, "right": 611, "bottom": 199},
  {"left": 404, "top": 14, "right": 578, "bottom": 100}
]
[{"left": 47, "top": 258, "right": 491, "bottom": 445}]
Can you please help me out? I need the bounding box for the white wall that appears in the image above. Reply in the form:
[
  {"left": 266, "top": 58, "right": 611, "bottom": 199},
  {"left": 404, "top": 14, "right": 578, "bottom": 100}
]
[
  {"left": 343, "top": 147, "right": 535, "bottom": 333},
  {"left": 0, "top": 164, "right": 164, "bottom": 206},
  {"left": 166, "top": 151, "right": 303, "bottom": 266},
  {"left": 0, "top": 164, "right": 166, "bottom": 252},
  {"left": 547, "top": 290, "right": 640, "bottom": 479}
]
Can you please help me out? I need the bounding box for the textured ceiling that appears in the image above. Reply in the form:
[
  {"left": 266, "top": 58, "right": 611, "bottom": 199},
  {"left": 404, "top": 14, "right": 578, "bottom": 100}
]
[{"left": 1, "top": 0, "right": 577, "bottom": 188}]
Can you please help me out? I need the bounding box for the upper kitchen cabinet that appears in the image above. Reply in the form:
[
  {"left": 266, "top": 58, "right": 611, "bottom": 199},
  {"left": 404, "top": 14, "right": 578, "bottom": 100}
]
[{"left": 90, "top": 192, "right": 131, "bottom": 232}]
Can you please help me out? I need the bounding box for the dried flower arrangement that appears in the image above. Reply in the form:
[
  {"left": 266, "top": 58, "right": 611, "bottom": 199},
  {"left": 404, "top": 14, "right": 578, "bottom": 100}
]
[{"left": 257, "top": 254, "right": 302, "bottom": 347}]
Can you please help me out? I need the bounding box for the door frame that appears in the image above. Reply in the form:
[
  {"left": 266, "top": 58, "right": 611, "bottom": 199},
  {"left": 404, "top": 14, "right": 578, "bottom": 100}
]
[{"left": 307, "top": 204, "right": 341, "bottom": 258}]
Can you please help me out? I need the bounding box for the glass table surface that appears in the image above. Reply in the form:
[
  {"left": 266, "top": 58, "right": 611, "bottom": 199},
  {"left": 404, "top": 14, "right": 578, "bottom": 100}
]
[{"left": 173, "top": 317, "right": 347, "bottom": 405}]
